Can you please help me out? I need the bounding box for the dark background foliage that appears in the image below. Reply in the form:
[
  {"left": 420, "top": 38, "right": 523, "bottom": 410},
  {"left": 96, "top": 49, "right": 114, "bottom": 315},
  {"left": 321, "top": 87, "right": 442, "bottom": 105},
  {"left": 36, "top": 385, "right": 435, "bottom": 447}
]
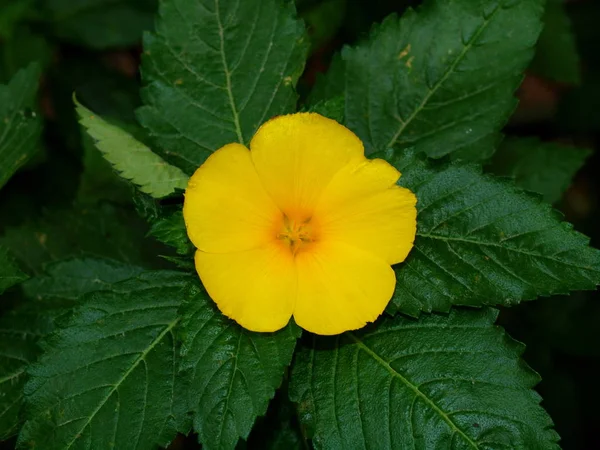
[{"left": 0, "top": 0, "right": 598, "bottom": 448}]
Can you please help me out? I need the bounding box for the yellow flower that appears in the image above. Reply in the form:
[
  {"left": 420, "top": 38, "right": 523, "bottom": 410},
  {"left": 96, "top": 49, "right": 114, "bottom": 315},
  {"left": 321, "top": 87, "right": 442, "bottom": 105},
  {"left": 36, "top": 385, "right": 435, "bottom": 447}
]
[{"left": 183, "top": 113, "right": 417, "bottom": 335}]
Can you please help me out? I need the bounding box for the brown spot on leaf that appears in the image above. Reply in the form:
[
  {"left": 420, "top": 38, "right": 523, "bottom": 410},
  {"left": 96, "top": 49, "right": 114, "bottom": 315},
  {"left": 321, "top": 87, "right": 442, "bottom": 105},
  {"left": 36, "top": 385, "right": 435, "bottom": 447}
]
[{"left": 398, "top": 44, "right": 411, "bottom": 59}]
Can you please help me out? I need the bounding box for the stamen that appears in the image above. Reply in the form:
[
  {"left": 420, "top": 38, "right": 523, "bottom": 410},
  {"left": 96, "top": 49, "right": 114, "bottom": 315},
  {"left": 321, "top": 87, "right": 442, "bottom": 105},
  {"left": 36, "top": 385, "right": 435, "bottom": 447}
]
[{"left": 277, "top": 214, "right": 316, "bottom": 254}]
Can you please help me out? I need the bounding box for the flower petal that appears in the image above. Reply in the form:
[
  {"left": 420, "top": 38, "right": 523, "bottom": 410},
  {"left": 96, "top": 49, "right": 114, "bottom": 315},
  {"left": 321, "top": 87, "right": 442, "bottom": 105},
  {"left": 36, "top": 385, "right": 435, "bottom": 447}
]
[
  {"left": 183, "top": 143, "right": 281, "bottom": 253},
  {"left": 314, "top": 158, "right": 417, "bottom": 265},
  {"left": 250, "top": 113, "right": 364, "bottom": 219},
  {"left": 293, "top": 241, "right": 395, "bottom": 335},
  {"left": 194, "top": 245, "right": 296, "bottom": 332}
]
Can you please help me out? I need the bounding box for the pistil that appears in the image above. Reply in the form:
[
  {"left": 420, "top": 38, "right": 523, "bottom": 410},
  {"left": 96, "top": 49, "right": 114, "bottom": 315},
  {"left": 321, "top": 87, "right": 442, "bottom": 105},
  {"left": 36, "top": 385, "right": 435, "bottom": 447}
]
[{"left": 277, "top": 214, "right": 316, "bottom": 254}]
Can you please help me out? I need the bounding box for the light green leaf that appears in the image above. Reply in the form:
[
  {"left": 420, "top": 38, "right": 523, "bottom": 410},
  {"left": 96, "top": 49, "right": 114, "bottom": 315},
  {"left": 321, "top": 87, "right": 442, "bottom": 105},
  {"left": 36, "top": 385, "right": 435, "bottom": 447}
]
[
  {"left": 489, "top": 137, "right": 591, "bottom": 204},
  {"left": 42, "top": 0, "right": 157, "bottom": 49},
  {"left": 179, "top": 283, "right": 300, "bottom": 450},
  {"left": 290, "top": 308, "right": 559, "bottom": 449},
  {"left": 0, "top": 244, "right": 27, "bottom": 294},
  {"left": 0, "top": 63, "right": 42, "bottom": 190},
  {"left": 18, "top": 271, "right": 192, "bottom": 450},
  {"left": 76, "top": 98, "right": 189, "bottom": 198},
  {"left": 385, "top": 148, "right": 600, "bottom": 316},
  {"left": 149, "top": 209, "right": 193, "bottom": 256},
  {"left": 137, "top": 0, "right": 309, "bottom": 174},
  {"left": 341, "top": 0, "right": 544, "bottom": 159},
  {"left": 530, "top": 0, "right": 580, "bottom": 84},
  {"left": 1, "top": 257, "right": 144, "bottom": 439}
]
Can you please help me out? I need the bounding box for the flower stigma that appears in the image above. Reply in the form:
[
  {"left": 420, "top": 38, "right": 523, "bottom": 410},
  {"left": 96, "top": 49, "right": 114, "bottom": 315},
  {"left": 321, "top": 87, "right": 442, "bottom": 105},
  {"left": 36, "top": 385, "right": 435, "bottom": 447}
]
[{"left": 276, "top": 214, "right": 318, "bottom": 255}]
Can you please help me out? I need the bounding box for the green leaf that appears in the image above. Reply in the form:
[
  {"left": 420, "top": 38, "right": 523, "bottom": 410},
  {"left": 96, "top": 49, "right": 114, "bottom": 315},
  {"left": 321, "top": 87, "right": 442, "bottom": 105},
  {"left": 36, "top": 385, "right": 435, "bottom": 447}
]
[
  {"left": 306, "top": 96, "right": 345, "bottom": 124},
  {"left": 341, "top": 0, "right": 544, "bottom": 159},
  {"left": 300, "top": 0, "right": 346, "bottom": 52},
  {"left": 0, "top": 298, "right": 78, "bottom": 439},
  {"left": 303, "top": 54, "right": 346, "bottom": 123},
  {"left": 385, "top": 148, "right": 600, "bottom": 316},
  {"left": 290, "top": 308, "right": 559, "bottom": 449},
  {"left": 0, "top": 203, "right": 158, "bottom": 275},
  {"left": 0, "top": 0, "right": 33, "bottom": 39},
  {"left": 42, "top": 0, "right": 157, "bottom": 49},
  {"left": 149, "top": 209, "right": 193, "bottom": 256},
  {"left": 137, "top": 0, "right": 309, "bottom": 174},
  {"left": 76, "top": 98, "right": 189, "bottom": 198},
  {"left": 179, "top": 283, "right": 300, "bottom": 450},
  {"left": 0, "top": 244, "right": 27, "bottom": 294},
  {"left": 305, "top": 54, "right": 345, "bottom": 107},
  {"left": 76, "top": 132, "right": 134, "bottom": 205},
  {"left": 1, "top": 257, "right": 145, "bottom": 439},
  {"left": 246, "top": 389, "right": 305, "bottom": 450},
  {"left": 22, "top": 257, "right": 144, "bottom": 301},
  {"left": 530, "top": 0, "right": 580, "bottom": 84},
  {"left": 489, "top": 137, "right": 591, "bottom": 204},
  {"left": 0, "top": 63, "right": 43, "bottom": 190},
  {"left": 18, "top": 271, "right": 191, "bottom": 450},
  {"left": 0, "top": 26, "right": 54, "bottom": 83},
  {"left": 68, "top": 65, "right": 144, "bottom": 205},
  {"left": 0, "top": 303, "right": 42, "bottom": 440}
]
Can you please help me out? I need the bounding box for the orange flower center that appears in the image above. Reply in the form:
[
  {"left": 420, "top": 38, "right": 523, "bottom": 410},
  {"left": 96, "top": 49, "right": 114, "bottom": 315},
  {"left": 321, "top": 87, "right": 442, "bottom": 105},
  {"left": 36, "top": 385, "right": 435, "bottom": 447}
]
[{"left": 276, "top": 214, "right": 318, "bottom": 255}]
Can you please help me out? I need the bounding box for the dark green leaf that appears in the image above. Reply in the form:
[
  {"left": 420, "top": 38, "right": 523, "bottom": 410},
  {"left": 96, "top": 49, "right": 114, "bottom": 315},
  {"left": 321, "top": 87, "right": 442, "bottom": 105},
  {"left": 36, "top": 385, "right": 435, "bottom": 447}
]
[
  {"left": 159, "top": 255, "right": 194, "bottom": 270},
  {"left": 0, "top": 203, "right": 158, "bottom": 275},
  {"left": 0, "top": 298, "right": 75, "bottom": 440},
  {"left": 530, "top": 0, "right": 580, "bottom": 84},
  {"left": 42, "top": 0, "right": 157, "bottom": 49},
  {"left": 339, "top": 0, "right": 420, "bottom": 40},
  {"left": 306, "top": 96, "right": 344, "bottom": 124},
  {"left": 18, "top": 271, "right": 191, "bottom": 450},
  {"left": 0, "top": 303, "right": 42, "bottom": 439},
  {"left": 76, "top": 132, "right": 134, "bottom": 205},
  {"left": 179, "top": 283, "right": 300, "bottom": 450},
  {"left": 22, "top": 257, "right": 144, "bottom": 301},
  {"left": 341, "top": 0, "right": 544, "bottom": 159},
  {"left": 76, "top": 99, "right": 190, "bottom": 199},
  {"left": 566, "top": 1, "right": 600, "bottom": 74},
  {"left": 305, "top": 54, "right": 344, "bottom": 107},
  {"left": 246, "top": 389, "right": 305, "bottom": 450},
  {"left": 149, "top": 209, "right": 193, "bottom": 255},
  {"left": 489, "top": 137, "right": 591, "bottom": 204},
  {"left": 0, "top": 63, "right": 43, "bottom": 190},
  {"left": 386, "top": 148, "right": 600, "bottom": 316},
  {"left": 133, "top": 191, "right": 161, "bottom": 222},
  {"left": 0, "top": 26, "right": 54, "bottom": 83},
  {"left": 0, "top": 245, "right": 27, "bottom": 294},
  {"left": 0, "top": 0, "right": 33, "bottom": 39},
  {"left": 138, "top": 0, "right": 309, "bottom": 174},
  {"left": 557, "top": 82, "right": 600, "bottom": 133},
  {"left": 301, "top": 0, "right": 346, "bottom": 52},
  {"left": 290, "top": 308, "right": 559, "bottom": 449},
  {"left": 1, "top": 257, "right": 146, "bottom": 439}
]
